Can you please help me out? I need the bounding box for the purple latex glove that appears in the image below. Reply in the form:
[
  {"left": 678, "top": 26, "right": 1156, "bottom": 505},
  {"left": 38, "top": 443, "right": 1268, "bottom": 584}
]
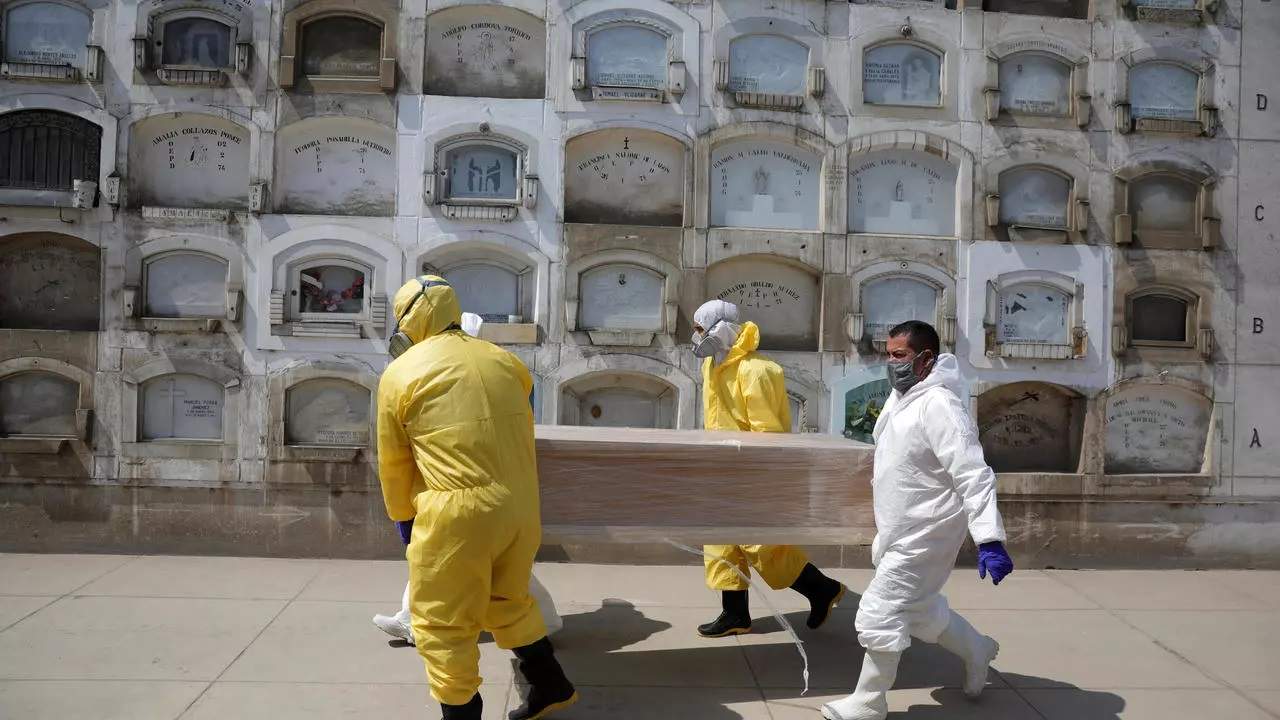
[
  {"left": 978, "top": 541, "right": 1013, "bottom": 586},
  {"left": 396, "top": 520, "right": 414, "bottom": 546}
]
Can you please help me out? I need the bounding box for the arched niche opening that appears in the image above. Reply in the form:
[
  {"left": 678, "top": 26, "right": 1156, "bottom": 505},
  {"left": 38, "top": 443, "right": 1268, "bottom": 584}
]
[
  {"left": 861, "top": 275, "right": 940, "bottom": 344},
  {"left": 559, "top": 371, "right": 676, "bottom": 429},
  {"left": 997, "top": 166, "right": 1072, "bottom": 230},
  {"left": 0, "top": 233, "right": 99, "bottom": 331},
  {"left": 0, "top": 370, "right": 79, "bottom": 437},
  {"left": 1130, "top": 61, "right": 1199, "bottom": 123},
  {"left": 588, "top": 23, "right": 666, "bottom": 91},
  {"left": 2, "top": 1, "right": 95, "bottom": 80},
  {"left": 863, "top": 42, "right": 943, "bottom": 108},
  {"left": 998, "top": 52, "right": 1073, "bottom": 117},
  {"left": 984, "top": 0, "right": 1089, "bottom": 19},
  {"left": 139, "top": 373, "right": 224, "bottom": 441},
  {"left": 709, "top": 138, "right": 821, "bottom": 231},
  {"left": 984, "top": 270, "right": 1086, "bottom": 360},
  {"left": 579, "top": 263, "right": 664, "bottom": 332},
  {"left": 706, "top": 255, "right": 820, "bottom": 352},
  {"left": 1104, "top": 382, "right": 1211, "bottom": 474},
  {"left": 0, "top": 109, "right": 101, "bottom": 206},
  {"left": 143, "top": 251, "right": 229, "bottom": 318},
  {"left": 848, "top": 149, "right": 957, "bottom": 236},
  {"left": 728, "top": 34, "right": 809, "bottom": 96},
  {"left": 284, "top": 378, "right": 372, "bottom": 447},
  {"left": 275, "top": 118, "right": 395, "bottom": 216},
  {"left": 564, "top": 128, "right": 685, "bottom": 226},
  {"left": 129, "top": 113, "right": 249, "bottom": 209},
  {"left": 425, "top": 6, "right": 546, "bottom": 98},
  {"left": 977, "top": 382, "right": 1084, "bottom": 473},
  {"left": 280, "top": 1, "right": 397, "bottom": 93}
]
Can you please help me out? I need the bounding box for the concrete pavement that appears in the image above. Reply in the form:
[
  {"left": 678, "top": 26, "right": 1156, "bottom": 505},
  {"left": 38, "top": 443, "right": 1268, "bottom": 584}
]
[{"left": 1, "top": 554, "right": 1278, "bottom": 719}]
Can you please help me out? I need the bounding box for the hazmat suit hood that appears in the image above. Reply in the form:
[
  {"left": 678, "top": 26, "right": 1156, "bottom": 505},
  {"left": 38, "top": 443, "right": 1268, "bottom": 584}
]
[{"left": 392, "top": 275, "right": 462, "bottom": 345}]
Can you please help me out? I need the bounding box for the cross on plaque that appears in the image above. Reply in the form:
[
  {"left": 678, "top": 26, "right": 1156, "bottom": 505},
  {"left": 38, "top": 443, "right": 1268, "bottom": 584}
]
[{"left": 153, "top": 379, "right": 187, "bottom": 438}]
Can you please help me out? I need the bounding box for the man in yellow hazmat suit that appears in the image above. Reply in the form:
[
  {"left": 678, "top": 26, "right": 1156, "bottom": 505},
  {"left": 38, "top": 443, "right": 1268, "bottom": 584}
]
[
  {"left": 377, "top": 276, "right": 577, "bottom": 720},
  {"left": 691, "top": 299, "right": 848, "bottom": 638}
]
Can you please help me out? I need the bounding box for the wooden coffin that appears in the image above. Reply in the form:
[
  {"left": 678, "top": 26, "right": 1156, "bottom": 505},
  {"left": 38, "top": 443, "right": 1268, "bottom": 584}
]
[{"left": 534, "top": 425, "right": 876, "bottom": 545}]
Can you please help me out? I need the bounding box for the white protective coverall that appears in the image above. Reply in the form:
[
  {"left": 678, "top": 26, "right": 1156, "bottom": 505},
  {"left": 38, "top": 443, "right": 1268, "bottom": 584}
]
[{"left": 857, "top": 352, "right": 1006, "bottom": 653}]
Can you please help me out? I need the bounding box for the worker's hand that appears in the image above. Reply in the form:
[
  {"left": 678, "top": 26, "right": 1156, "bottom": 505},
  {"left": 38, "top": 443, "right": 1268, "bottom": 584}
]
[
  {"left": 396, "top": 520, "right": 414, "bottom": 546},
  {"left": 977, "top": 541, "right": 1013, "bottom": 586}
]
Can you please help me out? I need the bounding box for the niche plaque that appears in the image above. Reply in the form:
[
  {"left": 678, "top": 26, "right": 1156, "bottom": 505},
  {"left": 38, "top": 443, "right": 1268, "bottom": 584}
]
[
  {"left": 0, "top": 372, "right": 78, "bottom": 437},
  {"left": 999, "top": 283, "right": 1070, "bottom": 344},
  {"left": 588, "top": 25, "right": 666, "bottom": 92},
  {"left": 999, "top": 54, "right": 1072, "bottom": 116},
  {"left": 863, "top": 277, "right": 938, "bottom": 338},
  {"left": 162, "top": 16, "right": 231, "bottom": 68},
  {"left": 580, "top": 264, "right": 664, "bottom": 331},
  {"left": 999, "top": 168, "right": 1070, "bottom": 228},
  {"left": 978, "top": 382, "right": 1080, "bottom": 473},
  {"left": 849, "top": 151, "right": 957, "bottom": 236},
  {"left": 710, "top": 140, "right": 821, "bottom": 231},
  {"left": 134, "top": 114, "right": 249, "bottom": 209},
  {"left": 707, "top": 258, "right": 819, "bottom": 351},
  {"left": 145, "top": 254, "right": 227, "bottom": 318},
  {"left": 444, "top": 264, "right": 520, "bottom": 322},
  {"left": 278, "top": 120, "right": 395, "bottom": 215},
  {"left": 1132, "top": 175, "right": 1198, "bottom": 248},
  {"left": 577, "top": 387, "right": 663, "bottom": 428},
  {"left": 1105, "top": 384, "right": 1211, "bottom": 474},
  {"left": 141, "top": 375, "right": 223, "bottom": 441},
  {"left": 285, "top": 379, "right": 370, "bottom": 446},
  {"left": 1130, "top": 62, "right": 1199, "bottom": 121},
  {"left": 302, "top": 16, "right": 379, "bottom": 77},
  {"left": 728, "top": 35, "right": 808, "bottom": 95},
  {"left": 427, "top": 7, "right": 545, "bottom": 98},
  {"left": 842, "top": 370, "right": 891, "bottom": 443},
  {"left": 564, "top": 129, "right": 684, "bottom": 225},
  {"left": 0, "top": 234, "right": 99, "bottom": 331},
  {"left": 4, "top": 2, "right": 91, "bottom": 66},
  {"left": 863, "top": 43, "right": 942, "bottom": 107}
]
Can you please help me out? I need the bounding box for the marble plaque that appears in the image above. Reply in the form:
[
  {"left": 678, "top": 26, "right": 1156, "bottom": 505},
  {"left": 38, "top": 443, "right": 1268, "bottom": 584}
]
[
  {"left": 710, "top": 139, "right": 821, "bottom": 230},
  {"left": 141, "top": 374, "right": 223, "bottom": 441},
  {"left": 426, "top": 7, "right": 545, "bottom": 98},
  {"left": 285, "top": 379, "right": 371, "bottom": 446},
  {"left": 998, "top": 282, "right": 1070, "bottom": 344},
  {"left": 842, "top": 370, "right": 891, "bottom": 443},
  {"left": 444, "top": 264, "right": 519, "bottom": 322},
  {"left": 576, "top": 387, "right": 664, "bottom": 428},
  {"left": 278, "top": 119, "right": 395, "bottom": 215},
  {"left": 297, "top": 264, "right": 366, "bottom": 316},
  {"left": 133, "top": 114, "right": 249, "bottom": 209},
  {"left": 862, "top": 276, "right": 938, "bottom": 338},
  {"left": 161, "top": 16, "right": 231, "bottom": 68},
  {"left": 565, "top": 129, "right": 684, "bottom": 226},
  {"left": 4, "top": 2, "right": 90, "bottom": 66},
  {"left": 863, "top": 43, "right": 942, "bottom": 107},
  {"left": 1132, "top": 174, "right": 1198, "bottom": 232},
  {"left": 1131, "top": 294, "right": 1189, "bottom": 343},
  {"left": 0, "top": 234, "right": 99, "bottom": 331},
  {"left": 588, "top": 24, "right": 666, "bottom": 89},
  {"left": 1105, "top": 384, "right": 1211, "bottom": 474},
  {"left": 0, "top": 371, "right": 78, "bottom": 437},
  {"left": 848, "top": 150, "right": 957, "bottom": 236},
  {"left": 999, "top": 53, "right": 1072, "bottom": 116},
  {"left": 978, "top": 382, "right": 1080, "bottom": 473},
  {"left": 728, "top": 34, "right": 808, "bottom": 95},
  {"left": 447, "top": 145, "right": 518, "bottom": 201},
  {"left": 708, "top": 258, "right": 819, "bottom": 350},
  {"left": 998, "top": 167, "right": 1070, "bottom": 229},
  {"left": 579, "top": 264, "right": 664, "bottom": 331},
  {"left": 145, "top": 253, "right": 227, "bottom": 318},
  {"left": 1130, "top": 62, "right": 1199, "bottom": 121},
  {"left": 301, "top": 16, "right": 380, "bottom": 77}
]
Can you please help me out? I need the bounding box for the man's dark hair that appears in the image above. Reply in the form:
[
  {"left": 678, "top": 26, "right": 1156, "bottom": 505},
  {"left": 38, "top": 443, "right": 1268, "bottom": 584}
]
[{"left": 888, "top": 320, "right": 940, "bottom": 356}]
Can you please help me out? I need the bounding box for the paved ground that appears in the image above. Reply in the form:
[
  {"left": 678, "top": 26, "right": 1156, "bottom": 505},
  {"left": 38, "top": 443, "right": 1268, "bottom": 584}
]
[{"left": 0, "top": 554, "right": 1278, "bottom": 719}]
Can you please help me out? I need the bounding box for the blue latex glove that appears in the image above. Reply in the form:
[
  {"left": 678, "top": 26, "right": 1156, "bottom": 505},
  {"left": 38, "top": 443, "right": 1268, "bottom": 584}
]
[
  {"left": 396, "top": 520, "right": 414, "bottom": 546},
  {"left": 978, "top": 541, "right": 1013, "bottom": 586}
]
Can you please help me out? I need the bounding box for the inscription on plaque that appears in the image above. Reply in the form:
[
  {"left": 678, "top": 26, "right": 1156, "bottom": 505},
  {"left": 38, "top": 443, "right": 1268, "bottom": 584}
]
[
  {"left": 1130, "top": 62, "right": 1199, "bottom": 121},
  {"left": 0, "top": 372, "right": 78, "bottom": 437},
  {"left": 278, "top": 120, "right": 395, "bottom": 215},
  {"left": 4, "top": 2, "right": 91, "bottom": 65},
  {"left": 849, "top": 151, "right": 956, "bottom": 236},
  {"left": 580, "top": 264, "right": 664, "bottom": 331},
  {"left": 999, "top": 283, "right": 1069, "bottom": 344},
  {"left": 444, "top": 264, "right": 519, "bottom": 322},
  {"left": 978, "top": 382, "right": 1080, "bottom": 473},
  {"left": 728, "top": 35, "right": 808, "bottom": 95},
  {"left": 998, "top": 167, "right": 1070, "bottom": 229},
  {"left": 863, "top": 43, "right": 942, "bottom": 107},
  {"left": 999, "top": 53, "right": 1072, "bottom": 116},
  {"left": 141, "top": 374, "right": 224, "bottom": 441},
  {"left": 863, "top": 277, "right": 938, "bottom": 338},
  {"left": 427, "top": 7, "right": 545, "bottom": 98},
  {"left": 708, "top": 258, "right": 818, "bottom": 351},
  {"left": 162, "top": 16, "right": 231, "bottom": 68},
  {"left": 1105, "top": 385, "right": 1211, "bottom": 474},
  {"left": 0, "top": 234, "right": 99, "bottom": 331},
  {"left": 711, "top": 140, "right": 821, "bottom": 230},
  {"left": 285, "top": 379, "right": 371, "bottom": 447},
  {"left": 302, "top": 16, "right": 380, "bottom": 77},
  {"left": 565, "top": 130, "right": 684, "bottom": 226},
  {"left": 589, "top": 25, "right": 666, "bottom": 90},
  {"left": 145, "top": 253, "right": 227, "bottom": 318},
  {"left": 134, "top": 114, "right": 249, "bottom": 209}
]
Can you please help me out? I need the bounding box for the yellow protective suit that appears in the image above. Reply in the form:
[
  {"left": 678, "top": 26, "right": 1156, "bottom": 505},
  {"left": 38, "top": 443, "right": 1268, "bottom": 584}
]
[
  {"left": 700, "top": 321, "right": 809, "bottom": 591},
  {"left": 377, "top": 276, "right": 546, "bottom": 706}
]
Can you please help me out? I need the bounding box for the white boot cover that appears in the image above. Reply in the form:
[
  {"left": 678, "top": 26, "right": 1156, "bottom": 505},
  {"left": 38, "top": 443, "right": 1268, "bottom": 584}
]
[
  {"left": 530, "top": 573, "right": 563, "bottom": 636},
  {"left": 820, "top": 650, "right": 901, "bottom": 720},
  {"left": 936, "top": 611, "right": 998, "bottom": 698}
]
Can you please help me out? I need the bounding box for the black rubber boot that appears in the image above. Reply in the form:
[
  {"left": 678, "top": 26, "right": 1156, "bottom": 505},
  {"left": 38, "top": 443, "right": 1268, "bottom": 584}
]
[
  {"left": 790, "top": 563, "right": 846, "bottom": 630},
  {"left": 509, "top": 637, "right": 578, "bottom": 720},
  {"left": 441, "top": 693, "right": 482, "bottom": 720},
  {"left": 697, "top": 590, "right": 752, "bottom": 638}
]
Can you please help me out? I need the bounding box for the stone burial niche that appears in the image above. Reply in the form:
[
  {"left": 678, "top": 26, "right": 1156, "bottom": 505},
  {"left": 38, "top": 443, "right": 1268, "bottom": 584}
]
[
  {"left": 1103, "top": 380, "right": 1213, "bottom": 476},
  {"left": 709, "top": 138, "right": 822, "bottom": 231},
  {"left": 847, "top": 149, "right": 958, "bottom": 237},
  {"left": 568, "top": 5, "right": 691, "bottom": 105},
  {"left": 977, "top": 381, "right": 1085, "bottom": 474},
  {"left": 0, "top": 109, "right": 102, "bottom": 208},
  {"left": 134, "top": 0, "right": 253, "bottom": 87},
  {"left": 862, "top": 40, "right": 943, "bottom": 109},
  {"left": 425, "top": 5, "right": 546, "bottom": 99},
  {"left": 0, "top": 359, "right": 93, "bottom": 458},
  {"left": 275, "top": 117, "right": 396, "bottom": 215},
  {"left": 716, "top": 31, "right": 823, "bottom": 110},
  {"left": 706, "top": 255, "right": 820, "bottom": 352},
  {"left": 128, "top": 112, "right": 250, "bottom": 211},
  {"left": 0, "top": 232, "right": 100, "bottom": 331},
  {"left": 1, "top": 0, "right": 103, "bottom": 82},
  {"left": 559, "top": 371, "right": 677, "bottom": 429},
  {"left": 563, "top": 128, "right": 686, "bottom": 226},
  {"left": 280, "top": 0, "right": 398, "bottom": 93}
]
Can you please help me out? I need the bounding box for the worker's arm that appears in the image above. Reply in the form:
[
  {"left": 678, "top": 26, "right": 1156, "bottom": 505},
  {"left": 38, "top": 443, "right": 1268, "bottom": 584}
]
[
  {"left": 741, "top": 362, "right": 790, "bottom": 433},
  {"left": 376, "top": 369, "right": 419, "bottom": 522},
  {"left": 922, "top": 392, "right": 1007, "bottom": 545}
]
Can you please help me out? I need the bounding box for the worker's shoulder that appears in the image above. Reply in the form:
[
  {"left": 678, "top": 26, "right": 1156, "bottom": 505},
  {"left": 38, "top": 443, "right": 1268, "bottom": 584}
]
[{"left": 738, "top": 352, "right": 785, "bottom": 379}]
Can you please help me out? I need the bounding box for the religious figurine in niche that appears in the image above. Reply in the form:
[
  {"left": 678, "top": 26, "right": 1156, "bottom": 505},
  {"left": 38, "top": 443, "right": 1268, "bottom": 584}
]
[
  {"left": 894, "top": 180, "right": 905, "bottom": 203},
  {"left": 753, "top": 166, "right": 770, "bottom": 195},
  {"left": 899, "top": 51, "right": 939, "bottom": 104}
]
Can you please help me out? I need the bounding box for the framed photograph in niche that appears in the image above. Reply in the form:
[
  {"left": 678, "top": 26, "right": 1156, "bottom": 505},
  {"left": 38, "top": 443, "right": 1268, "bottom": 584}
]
[
  {"left": 848, "top": 150, "right": 957, "bottom": 236},
  {"left": 301, "top": 16, "right": 381, "bottom": 78},
  {"left": 863, "top": 42, "right": 942, "bottom": 108},
  {"left": 285, "top": 379, "right": 370, "bottom": 447},
  {"left": 0, "top": 371, "right": 78, "bottom": 437},
  {"left": 3, "top": 1, "right": 91, "bottom": 67},
  {"left": 579, "top": 264, "right": 664, "bottom": 332},
  {"left": 144, "top": 252, "right": 228, "bottom": 318},
  {"left": 998, "top": 53, "right": 1072, "bottom": 117},
  {"left": 839, "top": 366, "right": 890, "bottom": 443},
  {"left": 710, "top": 139, "right": 821, "bottom": 231},
  {"left": 998, "top": 167, "right": 1071, "bottom": 230},
  {"left": 728, "top": 35, "right": 808, "bottom": 95},
  {"left": 140, "top": 374, "right": 223, "bottom": 441}
]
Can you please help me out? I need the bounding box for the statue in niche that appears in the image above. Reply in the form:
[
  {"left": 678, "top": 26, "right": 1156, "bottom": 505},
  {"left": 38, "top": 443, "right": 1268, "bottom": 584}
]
[
  {"left": 753, "top": 166, "right": 770, "bottom": 195},
  {"left": 894, "top": 180, "right": 905, "bottom": 203}
]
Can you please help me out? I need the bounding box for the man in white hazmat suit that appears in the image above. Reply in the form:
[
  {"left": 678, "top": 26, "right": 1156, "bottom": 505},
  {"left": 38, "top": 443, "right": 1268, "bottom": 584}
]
[
  {"left": 372, "top": 311, "right": 564, "bottom": 645},
  {"left": 822, "top": 320, "right": 1014, "bottom": 720}
]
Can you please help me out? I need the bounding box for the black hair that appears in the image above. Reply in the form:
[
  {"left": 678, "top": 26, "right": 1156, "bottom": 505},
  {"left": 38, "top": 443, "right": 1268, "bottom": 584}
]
[{"left": 888, "top": 320, "right": 940, "bottom": 356}]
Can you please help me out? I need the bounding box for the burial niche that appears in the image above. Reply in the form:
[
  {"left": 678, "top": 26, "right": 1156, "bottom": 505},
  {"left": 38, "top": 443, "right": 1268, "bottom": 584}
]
[
  {"left": 277, "top": 118, "right": 395, "bottom": 215},
  {"left": 863, "top": 42, "right": 942, "bottom": 107},
  {"left": 560, "top": 372, "right": 675, "bottom": 428},
  {"left": 998, "top": 166, "right": 1071, "bottom": 229},
  {"left": 1130, "top": 173, "right": 1199, "bottom": 249},
  {"left": 0, "top": 371, "right": 78, "bottom": 437},
  {"left": 997, "top": 282, "right": 1070, "bottom": 346},
  {"left": 445, "top": 142, "right": 518, "bottom": 203},
  {"left": 998, "top": 53, "right": 1073, "bottom": 117},
  {"left": 302, "top": 16, "right": 380, "bottom": 78},
  {"left": 144, "top": 252, "right": 227, "bottom": 318},
  {"left": 984, "top": 0, "right": 1089, "bottom": 19},
  {"left": 848, "top": 150, "right": 957, "bottom": 236},
  {"left": 131, "top": 113, "right": 249, "bottom": 209},
  {"left": 564, "top": 129, "right": 685, "bottom": 226},
  {"left": 588, "top": 24, "right": 667, "bottom": 93},
  {"left": 3, "top": 1, "right": 92, "bottom": 68},
  {"left": 1130, "top": 291, "right": 1191, "bottom": 345},
  {"left": 978, "top": 382, "right": 1083, "bottom": 473},
  {"left": 0, "top": 233, "right": 99, "bottom": 331},
  {"left": 579, "top": 263, "right": 664, "bottom": 332},
  {"left": 0, "top": 110, "right": 101, "bottom": 201},
  {"left": 160, "top": 15, "right": 232, "bottom": 69},
  {"left": 728, "top": 35, "right": 808, "bottom": 96},
  {"left": 840, "top": 370, "right": 891, "bottom": 443},
  {"left": 1105, "top": 383, "right": 1211, "bottom": 474},
  {"left": 1129, "top": 62, "right": 1199, "bottom": 122},
  {"left": 441, "top": 261, "right": 524, "bottom": 323},
  {"left": 285, "top": 378, "right": 370, "bottom": 446},
  {"left": 707, "top": 256, "right": 819, "bottom": 351},
  {"left": 861, "top": 276, "right": 939, "bottom": 342},
  {"left": 140, "top": 374, "right": 223, "bottom": 441},
  {"left": 710, "top": 139, "right": 821, "bottom": 231},
  {"left": 292, "top": 260, "right": 369, "bottom": 321},
  {"left": 425, "top": 6, "right": 545, "bottom": 98}
]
